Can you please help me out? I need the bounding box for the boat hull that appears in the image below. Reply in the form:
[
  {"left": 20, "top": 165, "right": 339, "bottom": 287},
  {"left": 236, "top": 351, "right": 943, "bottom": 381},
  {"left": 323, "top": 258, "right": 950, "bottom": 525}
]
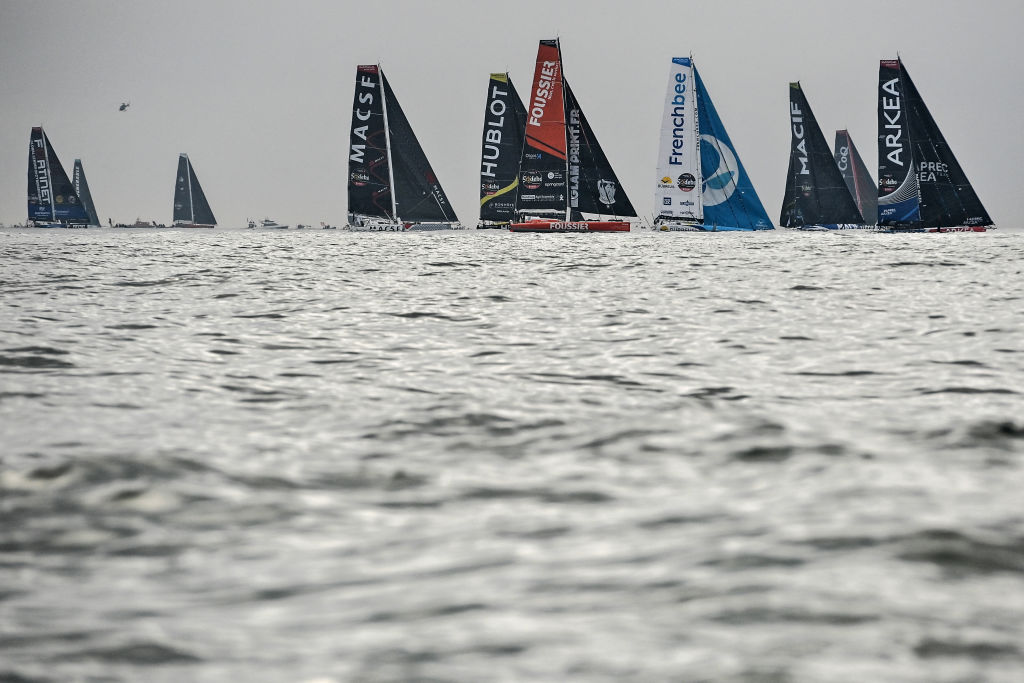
[
  {"left": 509, "top": 220, "right": 630, "bottom": 233},
  {"left": 879, "top": 226, "right": 990, "bottom": 234}
]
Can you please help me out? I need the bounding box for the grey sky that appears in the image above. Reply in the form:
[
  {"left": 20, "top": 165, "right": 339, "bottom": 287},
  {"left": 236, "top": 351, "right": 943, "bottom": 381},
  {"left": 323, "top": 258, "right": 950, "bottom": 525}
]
[{"left": 1, "top": 0, "right": 1020, "bottom": 227}]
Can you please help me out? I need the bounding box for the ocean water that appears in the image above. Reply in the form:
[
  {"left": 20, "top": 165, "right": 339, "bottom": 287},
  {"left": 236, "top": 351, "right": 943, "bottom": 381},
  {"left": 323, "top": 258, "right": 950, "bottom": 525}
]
[{"left": 1, "top": 228, "right": 1023, "bottom": 682}]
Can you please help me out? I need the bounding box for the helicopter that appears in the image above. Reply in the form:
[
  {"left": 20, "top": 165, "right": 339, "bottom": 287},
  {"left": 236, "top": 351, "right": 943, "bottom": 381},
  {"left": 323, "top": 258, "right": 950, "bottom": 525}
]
[{"left": 119, "top": 101, "right": 131, "bottom": 112}]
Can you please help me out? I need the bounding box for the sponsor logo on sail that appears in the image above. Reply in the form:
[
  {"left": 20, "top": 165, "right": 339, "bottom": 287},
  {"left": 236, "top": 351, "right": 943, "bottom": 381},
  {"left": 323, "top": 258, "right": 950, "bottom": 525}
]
[
  {"left": 836, "top": 144, "right": 849, "bottom": 172},
  {"left": 522, "top": 171, "right": 543, "bottom": 190},
  {"left": 668, "top": 69, "right": 689, "bottom": 167},
  {"left": 598, "top": 180, "right": 616, "bottom": 207},
  {"left": 481, "top": 82, "right": 509, "bottom": 178},
  {"left": 790, "top": 99, "right": 809, "bottom": 175},
  {"left": 350, "top": 169, "right": 370, "bottom": 187},
  {"left": 350, "top": 70, "right": 377, "bottom": 164},
  {"left": 481, "top": 180, "right": 501, "bottom": 195},
  {"left": 700, "top": 135, "right": 739, "bottom": 207},
  {"left": 528, "top": 61, "right": 559, "bottom": 127},
  {"left": 880, "top": 76, "right": 906, "bottom": 169},
  {"left": 677, "top": 173, "right": 696, "bottom": 192}
]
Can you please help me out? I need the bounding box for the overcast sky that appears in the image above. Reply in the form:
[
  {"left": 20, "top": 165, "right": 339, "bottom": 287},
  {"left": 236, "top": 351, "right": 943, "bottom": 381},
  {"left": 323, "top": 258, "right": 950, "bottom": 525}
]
[{"left": 1, "top": 0, "right": 1021, "bottom": 227}]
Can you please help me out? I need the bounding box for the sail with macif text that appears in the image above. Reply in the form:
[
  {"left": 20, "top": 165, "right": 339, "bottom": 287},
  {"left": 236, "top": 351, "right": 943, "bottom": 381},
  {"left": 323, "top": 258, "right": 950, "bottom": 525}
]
[
  {"left": 72, "top": 159, "right": 101, "bottom": 227},
  {"left": 27, "top": 127, "right": 89, "bottom": 226},
  {"left": 780, "top": 82, "right": 865, "bottom": 229},
  {"left": 479, "top": 73, "right": 527, "bottom": 227},
  {"left": 173, "top": 154, "right": 216, "bottom": 227},
  {"left": 877, "top": 58, "right": 991, "bottom": 230},
  {"left": 834, "top": 130, "right": 877, "bottom": 224}
]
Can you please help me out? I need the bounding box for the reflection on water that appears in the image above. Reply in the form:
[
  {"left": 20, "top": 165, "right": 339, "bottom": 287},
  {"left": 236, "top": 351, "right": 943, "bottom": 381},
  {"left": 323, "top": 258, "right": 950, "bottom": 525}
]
[{"left": 1, "top": 229, "right": 1023, "bottom": 681}]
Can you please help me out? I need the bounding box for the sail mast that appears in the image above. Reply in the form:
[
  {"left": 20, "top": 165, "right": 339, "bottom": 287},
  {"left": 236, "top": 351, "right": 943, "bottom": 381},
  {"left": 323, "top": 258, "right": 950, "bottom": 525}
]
[{"left": 380, "top": 65, "right": 399, "bottom": 221}]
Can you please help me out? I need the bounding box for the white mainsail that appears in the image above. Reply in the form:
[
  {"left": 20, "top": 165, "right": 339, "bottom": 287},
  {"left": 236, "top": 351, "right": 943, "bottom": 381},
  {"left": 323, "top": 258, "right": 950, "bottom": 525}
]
[{"left": 655, "top": 57, "right": 702, "bottom": 224}]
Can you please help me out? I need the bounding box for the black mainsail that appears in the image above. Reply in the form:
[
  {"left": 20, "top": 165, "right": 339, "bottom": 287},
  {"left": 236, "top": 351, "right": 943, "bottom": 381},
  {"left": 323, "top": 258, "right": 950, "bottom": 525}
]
[
  {"left": 72, "top": 159, "right": 101, "bottom": 227},
  {"left": 877, "top": 58, "right": 991, "bottom": 230},
  {"left": 348, "top": 65, "right": 393, "bottom": 220},
  {"left": 380, "top": 73, "right": 457, "bottom": 223},
  {"left": 27, "top": 127, "right": 89, "bottom": 226},
  {"left": 479, "top": 73, "right": 527, "bottom": 226},
  {"left": 564, "top": 81, "right": 636, "bottom": 218},
  {"left": 834, "top": 130, "right": 877, "bottom": 224},
  {"left": 173, "top": 154, "right": 216, "bottom": 227},
  {"left": 347, "top": 65, "right": 458, "bottom": 227},
  {"left": 780, "top": 82, "right": 863, "bottom": 228}
]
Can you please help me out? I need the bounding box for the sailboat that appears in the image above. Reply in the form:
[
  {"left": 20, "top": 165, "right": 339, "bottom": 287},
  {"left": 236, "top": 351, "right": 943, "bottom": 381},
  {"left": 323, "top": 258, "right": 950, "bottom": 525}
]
[
  {"left": 834, "top": 130, "right": 877, "bottom": 225},
  {"left": 509, "top": 39, "right": 636, "bottom": 233},
  {"left": 478, "top": 72, "right": 527, "bottom": 229},
  {"left": 71, "top": 159, "right": 102, "bottom": 227},
  {"left": 173, "top": 154, "right": 217, "bottom": 228},
  {"left": 654, "top": 57, "right": 773, "bottom": 232},
  {"left": 780, "top": 82, "right": 866, "bottom": 230},
  {"left": 346, "top": 64, "right": 462, "bottom": 231},
  {"left": 877, "top": 57, "right": 992, "bottom": 232},
  {"left": 26, "top": 127, "right": 90, "bottom": 228}
]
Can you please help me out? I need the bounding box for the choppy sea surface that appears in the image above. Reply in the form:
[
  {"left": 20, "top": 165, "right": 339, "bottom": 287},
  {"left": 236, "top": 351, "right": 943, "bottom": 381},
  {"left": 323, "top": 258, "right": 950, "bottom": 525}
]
[{"left": 1, "top": 228, "right": 1023, "bottom": 682}]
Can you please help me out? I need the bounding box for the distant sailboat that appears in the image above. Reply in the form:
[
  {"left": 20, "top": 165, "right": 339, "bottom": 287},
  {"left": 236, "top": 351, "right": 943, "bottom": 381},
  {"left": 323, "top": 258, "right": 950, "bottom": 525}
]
[
  {"left": 172, "top": 154, "right": 217, "bottom": 228},
  {"left": 26, "top": 127, "right": 90, "bottom": 228},
  {"left": 834, "top": 130, "right": 877, "bottom": 225},
  {"left": 877, "top": 57, "right": 992, "bottom": 232},
  {"left": 346, "top": 65, "right": 462, "bottom": 231},
  {"left": 478, "top": 72, "right": 527, "bottom": 229},
  {"left": 780, "top": 82, "right": 866, "bottom": 230},
  {"left": 72, "top": 159, "right": 101, "bottom": 227},
  {"left": 654, "top": 57, "right": 773, "bottom": 231},
  {"left": 509, "top": 39, "right": 636, "bottom": 233}
]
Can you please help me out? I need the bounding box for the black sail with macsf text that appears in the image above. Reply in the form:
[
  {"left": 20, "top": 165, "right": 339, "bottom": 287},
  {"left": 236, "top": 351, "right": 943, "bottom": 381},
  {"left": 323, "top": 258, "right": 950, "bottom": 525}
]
[{"left": 348, "top": 65, "right": 393, "bottom": 220}]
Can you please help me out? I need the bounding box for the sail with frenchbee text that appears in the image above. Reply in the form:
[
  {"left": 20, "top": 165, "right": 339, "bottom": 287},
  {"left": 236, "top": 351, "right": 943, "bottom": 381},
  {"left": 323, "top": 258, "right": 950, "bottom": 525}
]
[
  {"left": 780, "top": 82, "right": 864, "bottom": 228},
  {"left": 834, "top": 130, "right": 876, "bottom": 224},
  {"left": 479, "top": 73, "right": 527, "bottom": 226},
  {"left": 655, "top": 57, "right": 702, "bottom": 225},
  {"left": 517, "top": 39, "right": 568, "bottom": 218}
]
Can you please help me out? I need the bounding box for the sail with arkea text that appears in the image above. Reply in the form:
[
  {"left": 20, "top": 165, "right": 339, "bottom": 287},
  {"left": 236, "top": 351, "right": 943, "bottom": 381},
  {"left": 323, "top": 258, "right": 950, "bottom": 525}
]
[
  {"left": 834, "top": 130, "right": 877, "bottom": 224},
  {"left": 478, "top": 73, "right": 527, "bottom": 227},
  {"left": 780, "top": 82, "right": 865, "bottom": 229},
  {"left": 511, "top": 38, "right": 634, "bottom": 232},
  {"left": 877, "top": 57, "right": 991, "bottom": 231},
  {"left": 173, "top": 154, "right": 216, "bottom": 227},
  {"left": 347, "top": 65, "right": 460, "bottom": 229},
  {"left": 72, "top": 159, "right": 101, "bottom": 227},
  {"left": 26, "top": 127, "right": 90, "bottom": 227}
]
